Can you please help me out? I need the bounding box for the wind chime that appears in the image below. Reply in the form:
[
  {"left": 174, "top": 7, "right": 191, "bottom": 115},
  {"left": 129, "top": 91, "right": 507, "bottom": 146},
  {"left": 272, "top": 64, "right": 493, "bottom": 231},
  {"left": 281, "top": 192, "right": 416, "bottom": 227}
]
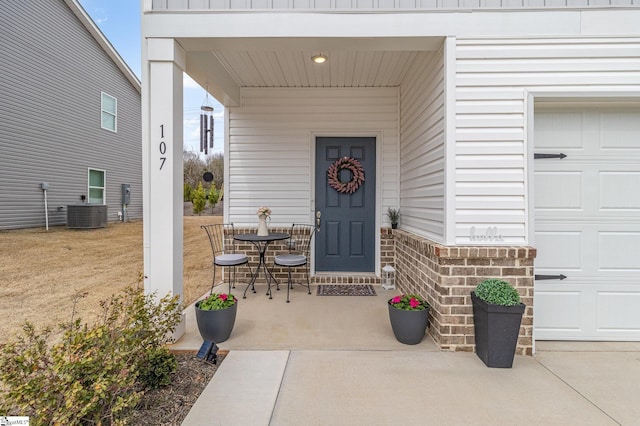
[{"left": 200, "top": 87, "right": 214, "bottom": 155}]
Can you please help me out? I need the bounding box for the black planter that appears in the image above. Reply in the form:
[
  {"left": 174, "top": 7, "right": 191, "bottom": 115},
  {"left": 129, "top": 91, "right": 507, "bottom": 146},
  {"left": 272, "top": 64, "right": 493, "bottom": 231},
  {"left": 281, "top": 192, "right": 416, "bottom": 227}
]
[
  {"left": 471, "top": 292, "right": 525, "bottom": 368},
  {"left": 388, "top": 302, "right": 429, "bottom": 345},
  {"left": 391, "top": 223, "right": 398, "bottom": 229},
  {"left": 194, "top": 301, "right": 237, "bottom": 343}
]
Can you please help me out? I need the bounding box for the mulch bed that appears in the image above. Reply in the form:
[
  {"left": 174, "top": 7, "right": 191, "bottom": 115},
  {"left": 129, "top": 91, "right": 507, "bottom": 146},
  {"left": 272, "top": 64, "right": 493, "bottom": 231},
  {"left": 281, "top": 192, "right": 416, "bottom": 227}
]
[{"left": 127, "top": 352, "right": 225, "bottom": 425}]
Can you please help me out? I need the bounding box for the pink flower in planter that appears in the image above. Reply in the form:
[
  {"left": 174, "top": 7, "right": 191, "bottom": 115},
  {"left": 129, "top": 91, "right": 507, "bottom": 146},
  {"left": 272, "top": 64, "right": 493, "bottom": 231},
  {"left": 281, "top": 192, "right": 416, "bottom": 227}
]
[
  {"left": 219, "top": 294, "right": 228, "bottom": 301},
  {"left": 389, "top": 294, "right": 428, "bottom": 311}
]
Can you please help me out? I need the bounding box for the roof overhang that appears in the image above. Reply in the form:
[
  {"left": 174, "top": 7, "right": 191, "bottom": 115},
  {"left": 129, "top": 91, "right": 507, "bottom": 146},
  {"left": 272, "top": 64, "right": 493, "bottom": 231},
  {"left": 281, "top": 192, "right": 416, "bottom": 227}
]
[{"left": 65, "top": 0, "right": 141, "bottom": 93}]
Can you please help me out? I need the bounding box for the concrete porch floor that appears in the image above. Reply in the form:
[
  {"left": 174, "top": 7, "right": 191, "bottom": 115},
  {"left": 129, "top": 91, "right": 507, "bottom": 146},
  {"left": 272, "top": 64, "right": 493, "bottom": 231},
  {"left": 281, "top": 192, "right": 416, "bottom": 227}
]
[{"left": 173, "top": 282, "right": 640, "bottom": 425}]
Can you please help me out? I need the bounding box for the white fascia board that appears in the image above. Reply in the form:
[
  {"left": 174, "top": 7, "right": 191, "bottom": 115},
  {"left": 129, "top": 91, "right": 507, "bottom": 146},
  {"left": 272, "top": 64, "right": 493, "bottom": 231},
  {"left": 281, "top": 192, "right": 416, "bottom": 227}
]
[
  {"left": 581, "top": 10, "right": 640, "bottom": 35},
  {"left": 143, "top": 9, "right": 640, "bottom": 39},
  {"left": 64, "top": 0, "right": 141, "bottom": 92}
]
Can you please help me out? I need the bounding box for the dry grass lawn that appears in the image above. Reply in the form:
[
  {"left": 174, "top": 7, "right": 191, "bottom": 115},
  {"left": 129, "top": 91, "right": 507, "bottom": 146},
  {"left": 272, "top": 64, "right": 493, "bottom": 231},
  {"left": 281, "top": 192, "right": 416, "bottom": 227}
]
[{"left": 0, "top": 215, "right": 222, "bottom": 344}]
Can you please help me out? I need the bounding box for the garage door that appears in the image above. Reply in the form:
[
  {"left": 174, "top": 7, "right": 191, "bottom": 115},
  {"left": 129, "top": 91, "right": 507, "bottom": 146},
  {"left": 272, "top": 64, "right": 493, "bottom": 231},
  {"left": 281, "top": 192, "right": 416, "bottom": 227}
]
[{"left": 534, "top": 106, "right": 640, "bottom": 340}]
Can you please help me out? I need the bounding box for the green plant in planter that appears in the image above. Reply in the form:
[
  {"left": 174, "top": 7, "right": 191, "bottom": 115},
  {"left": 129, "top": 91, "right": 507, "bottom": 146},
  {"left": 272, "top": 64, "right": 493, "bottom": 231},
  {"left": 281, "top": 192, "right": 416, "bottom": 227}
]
[
  {"left": 475, "top": 278, "right": 521, "bottom": 306},
  {"left": 389, "top": 294, "right": 429, "bottom": 311},
  {"left": 472, "top": 278, "right": 525, "bottom": 368},
  {"left": 195, "top": 293, "right": 239, "bottom": 343},
  {"left": 387, "top": 207, "right": 400, "bottom": 228},
  {"left": 198, "top": 292, "right": 238, "bottom": 310}
]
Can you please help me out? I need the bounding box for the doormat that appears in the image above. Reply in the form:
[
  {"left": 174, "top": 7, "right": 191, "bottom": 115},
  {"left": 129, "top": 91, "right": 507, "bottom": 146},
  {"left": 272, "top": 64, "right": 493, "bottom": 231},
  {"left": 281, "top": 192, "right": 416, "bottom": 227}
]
[{"left": 316, "top": 284, "right": 377, "bottom": 296}]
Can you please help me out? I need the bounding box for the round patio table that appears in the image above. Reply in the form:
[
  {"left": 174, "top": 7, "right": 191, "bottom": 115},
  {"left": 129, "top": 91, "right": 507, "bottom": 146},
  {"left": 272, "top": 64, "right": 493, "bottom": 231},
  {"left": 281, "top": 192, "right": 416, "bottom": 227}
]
[{"left": 234, "top": 232, "right": 290, "bottom": 299}]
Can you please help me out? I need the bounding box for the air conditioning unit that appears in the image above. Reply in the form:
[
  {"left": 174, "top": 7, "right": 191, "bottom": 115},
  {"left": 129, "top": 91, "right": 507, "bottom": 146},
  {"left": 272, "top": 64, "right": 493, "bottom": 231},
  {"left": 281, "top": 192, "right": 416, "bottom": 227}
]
[{"left": 67, "top": 204, "right": 108, "bottom": 229}]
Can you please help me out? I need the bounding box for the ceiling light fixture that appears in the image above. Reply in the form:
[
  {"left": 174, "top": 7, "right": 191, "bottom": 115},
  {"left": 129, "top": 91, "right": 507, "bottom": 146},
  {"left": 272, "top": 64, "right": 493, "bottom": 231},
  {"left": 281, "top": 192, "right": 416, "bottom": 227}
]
[{"left": 311, "top": 54, "right": 328, "bottom": 64}]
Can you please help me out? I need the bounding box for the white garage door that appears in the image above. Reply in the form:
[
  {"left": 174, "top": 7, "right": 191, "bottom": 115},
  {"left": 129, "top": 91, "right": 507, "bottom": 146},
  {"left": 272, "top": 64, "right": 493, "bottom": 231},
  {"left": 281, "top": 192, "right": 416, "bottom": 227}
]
[{"left": 534, "top": 106, "right": 640, "bottom": 340}]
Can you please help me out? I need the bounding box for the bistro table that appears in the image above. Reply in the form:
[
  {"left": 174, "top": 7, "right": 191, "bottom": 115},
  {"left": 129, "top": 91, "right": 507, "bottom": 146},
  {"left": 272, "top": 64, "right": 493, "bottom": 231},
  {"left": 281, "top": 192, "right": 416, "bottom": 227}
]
[{"left": 234, "top": 232, "right": 290, "bottom": 299}]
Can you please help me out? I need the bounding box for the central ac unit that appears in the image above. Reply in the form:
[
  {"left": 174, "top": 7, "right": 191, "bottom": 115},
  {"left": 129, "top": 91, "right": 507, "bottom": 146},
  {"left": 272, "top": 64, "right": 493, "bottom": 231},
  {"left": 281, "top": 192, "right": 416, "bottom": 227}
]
[{"left": 67, "top": 204, "right": 108, "bottom": 229}]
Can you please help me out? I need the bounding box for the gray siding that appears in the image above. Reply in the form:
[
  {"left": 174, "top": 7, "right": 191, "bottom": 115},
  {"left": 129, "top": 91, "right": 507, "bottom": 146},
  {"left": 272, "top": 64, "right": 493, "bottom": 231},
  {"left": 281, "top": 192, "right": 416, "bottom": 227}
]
[
  {"left": 152, "top": 0, "right": 639, "bottom": 9},
  {"left": 0, "top": 0, "right": 142, "bottom": 229}
]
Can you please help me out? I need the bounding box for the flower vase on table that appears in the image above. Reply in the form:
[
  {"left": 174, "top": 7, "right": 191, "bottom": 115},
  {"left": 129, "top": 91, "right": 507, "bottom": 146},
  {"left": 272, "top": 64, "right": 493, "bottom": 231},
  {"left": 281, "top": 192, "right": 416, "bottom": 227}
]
[{"left": 256, "top": 207, "right": 271, "bottom": 237}]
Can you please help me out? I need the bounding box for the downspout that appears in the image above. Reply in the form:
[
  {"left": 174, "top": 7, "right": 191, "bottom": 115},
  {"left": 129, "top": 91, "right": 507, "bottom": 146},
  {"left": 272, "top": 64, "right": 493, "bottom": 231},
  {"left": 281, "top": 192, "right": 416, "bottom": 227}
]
[{"left": 41, "top": 182, "right": 49, "bottom": 231}]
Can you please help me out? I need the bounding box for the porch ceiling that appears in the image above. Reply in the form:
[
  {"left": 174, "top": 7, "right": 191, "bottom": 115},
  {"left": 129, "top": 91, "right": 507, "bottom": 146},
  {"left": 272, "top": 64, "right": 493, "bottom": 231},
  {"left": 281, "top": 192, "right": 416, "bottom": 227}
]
[{"left": 178, "top": 36, "right": 444, "bottom": 106}]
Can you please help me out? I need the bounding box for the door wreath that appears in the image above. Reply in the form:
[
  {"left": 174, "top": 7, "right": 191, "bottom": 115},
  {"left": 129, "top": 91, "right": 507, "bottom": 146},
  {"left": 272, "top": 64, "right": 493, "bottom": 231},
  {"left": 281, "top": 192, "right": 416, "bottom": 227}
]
[{"left": 327, "top": 156, "right": 365, "bottom": 194}]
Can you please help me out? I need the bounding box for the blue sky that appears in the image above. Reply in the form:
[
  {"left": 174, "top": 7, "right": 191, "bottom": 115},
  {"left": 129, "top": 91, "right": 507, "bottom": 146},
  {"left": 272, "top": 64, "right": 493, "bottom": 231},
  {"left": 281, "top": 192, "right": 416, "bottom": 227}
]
[{"left": 78, "top": 0, "right": 224, "bottom": 155}]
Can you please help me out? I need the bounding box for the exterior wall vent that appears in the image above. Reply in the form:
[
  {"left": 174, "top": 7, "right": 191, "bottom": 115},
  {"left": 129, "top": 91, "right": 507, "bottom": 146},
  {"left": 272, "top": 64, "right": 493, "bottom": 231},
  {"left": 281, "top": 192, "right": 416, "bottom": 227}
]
[{"left": 67, "top": 204, "right": 108, "bottom": 229}]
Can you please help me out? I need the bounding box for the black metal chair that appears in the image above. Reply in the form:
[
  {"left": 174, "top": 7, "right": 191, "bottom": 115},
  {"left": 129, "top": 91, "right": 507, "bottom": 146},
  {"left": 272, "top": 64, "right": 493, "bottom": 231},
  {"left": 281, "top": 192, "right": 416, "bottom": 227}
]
[
  {"left": 274, "top": 224, "right": 315, "bottom": 302},
  {"left": 201, "top": 223, "right": 248, "bottom": 295}
]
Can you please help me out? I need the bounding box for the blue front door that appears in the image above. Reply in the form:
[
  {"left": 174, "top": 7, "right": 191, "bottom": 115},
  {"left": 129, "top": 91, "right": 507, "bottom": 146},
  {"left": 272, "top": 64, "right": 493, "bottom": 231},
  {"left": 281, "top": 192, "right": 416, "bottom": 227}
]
[{"left": 315, "top": 137, "right": 376, "bottom": 272}]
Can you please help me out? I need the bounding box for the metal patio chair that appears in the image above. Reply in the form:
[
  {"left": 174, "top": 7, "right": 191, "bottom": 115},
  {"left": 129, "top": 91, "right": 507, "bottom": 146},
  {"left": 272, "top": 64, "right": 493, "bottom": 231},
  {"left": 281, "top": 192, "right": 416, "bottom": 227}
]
[
  {"left": 274, "top": 223, "right": 315, "bottom": 303},
  {"left": 201, "top": 223, "right": 249, "bottom": 295}
]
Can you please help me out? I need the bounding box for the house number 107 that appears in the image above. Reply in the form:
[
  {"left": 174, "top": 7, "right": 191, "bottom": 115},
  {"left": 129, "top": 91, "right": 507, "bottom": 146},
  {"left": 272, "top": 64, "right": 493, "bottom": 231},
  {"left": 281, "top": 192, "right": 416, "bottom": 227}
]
[{"left": 159, "top": 124, "right": 167, "bottom": 170}]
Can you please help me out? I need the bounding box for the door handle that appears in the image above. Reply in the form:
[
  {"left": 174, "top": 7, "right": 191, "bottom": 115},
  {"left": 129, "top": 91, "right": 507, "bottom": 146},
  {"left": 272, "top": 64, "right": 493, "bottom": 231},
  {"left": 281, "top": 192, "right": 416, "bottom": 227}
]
[{"left": 316, "top": 211, "right": 321, "bottom": 232}]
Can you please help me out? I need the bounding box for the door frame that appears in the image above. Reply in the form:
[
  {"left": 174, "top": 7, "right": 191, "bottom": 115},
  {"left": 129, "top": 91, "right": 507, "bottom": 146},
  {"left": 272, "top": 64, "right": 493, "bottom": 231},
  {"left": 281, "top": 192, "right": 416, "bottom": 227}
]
[{"left": 309, "top": 131, "right": 384, "bottom": 277}]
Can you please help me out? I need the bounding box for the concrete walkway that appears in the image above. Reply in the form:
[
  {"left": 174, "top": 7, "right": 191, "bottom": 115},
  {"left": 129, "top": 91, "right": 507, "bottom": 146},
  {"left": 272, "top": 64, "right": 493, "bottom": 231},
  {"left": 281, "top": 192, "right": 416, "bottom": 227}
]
[{"left": 175, "top": 284, "right": 640, "bottom": 425}]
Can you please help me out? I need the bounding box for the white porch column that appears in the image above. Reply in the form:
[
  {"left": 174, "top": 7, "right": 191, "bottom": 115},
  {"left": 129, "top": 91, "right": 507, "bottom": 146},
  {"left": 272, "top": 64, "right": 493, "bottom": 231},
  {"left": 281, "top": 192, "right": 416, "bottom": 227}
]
[{"left": 142, "top": 38, "right": 186, "bottom": 338}]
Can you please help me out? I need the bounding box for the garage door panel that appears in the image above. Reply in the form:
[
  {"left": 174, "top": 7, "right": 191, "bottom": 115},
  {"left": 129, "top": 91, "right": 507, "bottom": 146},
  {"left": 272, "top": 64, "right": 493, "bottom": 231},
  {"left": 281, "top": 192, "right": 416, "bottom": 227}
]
[
  {"left": 535, "top": 291, "right": 582, "bottom": 331},
  {"left": 536, "top": 225, "right": 640, "bottom": 277},
  {"left": 535, "top": 112, "right": 585, "bottom": 150},
  {"left": 598, "top": 292, "right": 640, "bottom": 330},
  {"left": 535, "top": 231, "right": 582, "bottom": 270},
  {"left": 599, "top": 232, "right": 640, "bottom": 271},
  {"left": 599, "top": 172, "right": 640, "bottom": 210},
  {"left": 600, "top": 111, "right": 640, "bottom": 150},
  {"left": 534, "top": 106, "right": 640, "bottom": 341},
  {"left": 535, "top": 172, "right": 583, "bottom": 210}
]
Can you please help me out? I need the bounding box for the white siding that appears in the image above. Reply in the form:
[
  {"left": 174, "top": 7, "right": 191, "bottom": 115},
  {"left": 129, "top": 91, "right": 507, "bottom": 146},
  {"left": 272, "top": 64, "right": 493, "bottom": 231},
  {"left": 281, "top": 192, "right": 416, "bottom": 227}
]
[
  {"left": 399, "top": 48, "right": 446, "bottom": 242},
  {"left": 455, "top": 37, "right": 640, "bottom": 244},
  {"left": 227, "top": 87, "right": 399, "bottom": 226},
  {"left": 153, "top": 0, "right": 638, "bottom": 9}
]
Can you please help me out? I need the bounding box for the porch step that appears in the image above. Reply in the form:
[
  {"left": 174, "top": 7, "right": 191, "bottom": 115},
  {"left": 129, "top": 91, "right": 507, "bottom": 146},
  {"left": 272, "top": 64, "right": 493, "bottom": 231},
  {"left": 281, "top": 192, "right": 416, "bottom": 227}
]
[
  {"left": 312, "top": 274, "right": 380, "bottom": 285},
  {"left": 180, "top": 350, "right": 289, "bottom": 426}
]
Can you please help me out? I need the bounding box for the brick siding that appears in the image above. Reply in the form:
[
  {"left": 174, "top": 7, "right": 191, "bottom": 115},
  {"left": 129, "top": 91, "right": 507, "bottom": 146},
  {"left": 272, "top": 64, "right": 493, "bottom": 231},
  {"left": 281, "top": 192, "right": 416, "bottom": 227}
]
[
  {"left": 222, "top": 225, "right": 535, "bottom": 355},
  {"left": 393, "top": 229, "right": 536, "bottom": 356}
]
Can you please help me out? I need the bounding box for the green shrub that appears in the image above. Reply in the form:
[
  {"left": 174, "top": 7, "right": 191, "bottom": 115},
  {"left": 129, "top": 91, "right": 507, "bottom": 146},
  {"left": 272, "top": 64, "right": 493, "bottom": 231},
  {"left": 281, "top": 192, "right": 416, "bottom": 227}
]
[
  {"left": 183, "top": 183, "right": 193, "bottom": 202},
  {"left": 192, "top": 182, "right": 207, "bottom": 215},
  {"left": 475, "top": 278, "right": 521, "bottom": 306},
  {"left": 0, "top": 282, "right": 182, "bottom": 425},
  {"left": 138, "top": 347, "right": 177, "bottom": 389},
  {"left": 208, "top": 184, "right": 219, "bottom": 208}
]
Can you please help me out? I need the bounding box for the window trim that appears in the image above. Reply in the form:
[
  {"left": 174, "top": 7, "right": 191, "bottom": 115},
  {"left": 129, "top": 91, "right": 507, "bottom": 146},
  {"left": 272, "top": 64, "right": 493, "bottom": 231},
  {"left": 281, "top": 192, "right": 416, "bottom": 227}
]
[
  {"left": 88, "top": 168, "right": 106, "bottom": 205},
  {"left": 101, "top": 92, "right": 117, "bottom": 132}
]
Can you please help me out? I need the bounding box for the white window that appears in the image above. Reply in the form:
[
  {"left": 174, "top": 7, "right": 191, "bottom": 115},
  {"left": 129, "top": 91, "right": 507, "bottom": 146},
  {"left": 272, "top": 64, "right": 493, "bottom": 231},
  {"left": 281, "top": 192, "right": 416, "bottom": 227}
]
[
  {"left": 101, "top": 92, "right": 117, "bottom": 132},
  {"left": 88, "top": 169, "right": 106, "bottom": 204}
]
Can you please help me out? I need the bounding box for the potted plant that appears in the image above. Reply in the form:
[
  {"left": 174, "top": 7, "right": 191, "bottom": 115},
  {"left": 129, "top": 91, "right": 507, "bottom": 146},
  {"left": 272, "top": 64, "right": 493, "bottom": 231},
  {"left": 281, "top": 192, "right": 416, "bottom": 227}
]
[
  {"left": 471, "top": 279, "right": 525, "bottom": 368},
  {"left": 195, "top": 292, "right": 238, "bottom": 343},
  {"left": 387, "top": 207, "right": 399, "bottom": 229},
  {"left": 388, "top": 294, "right": 429, "bottom": 344}
]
